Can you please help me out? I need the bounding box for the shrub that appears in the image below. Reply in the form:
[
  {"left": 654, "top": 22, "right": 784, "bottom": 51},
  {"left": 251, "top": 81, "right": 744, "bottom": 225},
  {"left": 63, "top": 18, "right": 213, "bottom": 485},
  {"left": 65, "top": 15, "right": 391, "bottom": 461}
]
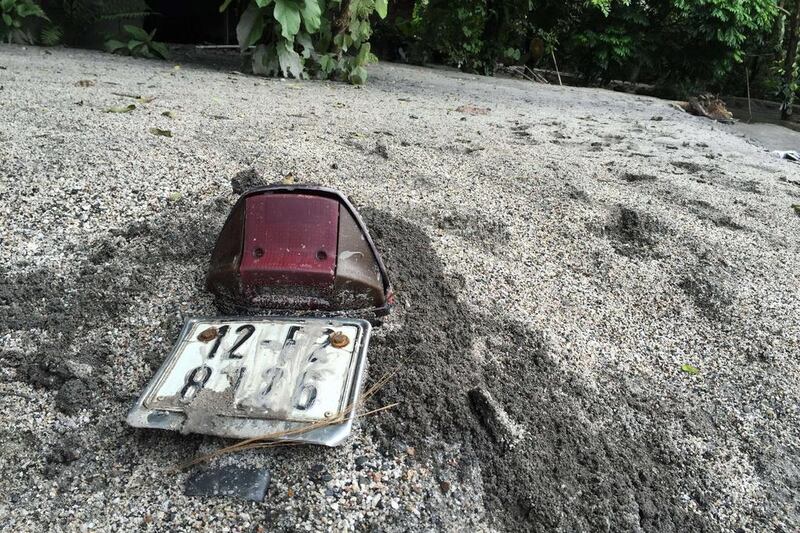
[
  {"left": 105, "top": 24, "right": 168, "bottom": 58},
  {"left": 403, "top": 0, "right": 778, "bottom": 95},
  {"left": 1, "top": 0, "right": 47, "bottom": 43},
  {"left": 227, "top": 0, "right": 388, "bottom": 84}
]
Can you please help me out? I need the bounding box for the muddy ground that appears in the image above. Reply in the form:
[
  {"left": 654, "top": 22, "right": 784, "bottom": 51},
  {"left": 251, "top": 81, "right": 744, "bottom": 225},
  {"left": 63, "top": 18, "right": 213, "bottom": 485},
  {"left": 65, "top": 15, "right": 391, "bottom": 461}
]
[{"left": 1, "top": 45, "right": 799, "bottom": 532}]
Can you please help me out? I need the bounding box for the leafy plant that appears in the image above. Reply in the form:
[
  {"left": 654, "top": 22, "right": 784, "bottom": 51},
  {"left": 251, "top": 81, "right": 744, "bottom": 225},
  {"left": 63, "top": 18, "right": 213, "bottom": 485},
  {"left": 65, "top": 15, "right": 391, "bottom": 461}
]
[
  {"left": 1, "top": 0, "right": 47, "bottom": 43},
  {"left": 227, "top": 0, "right": 388, "bottom": 84},
  {"left": 396, "top": 0, "right": 778, "bottom": 95},
  {"left": 40, "top": 23, "right": 63, "bottom": 45},
  {"left": 39, "top": 0, "right": 152, "bottom": 47},
  {"left": 105, "top": 24, "right": 168, "bottom": 59}
]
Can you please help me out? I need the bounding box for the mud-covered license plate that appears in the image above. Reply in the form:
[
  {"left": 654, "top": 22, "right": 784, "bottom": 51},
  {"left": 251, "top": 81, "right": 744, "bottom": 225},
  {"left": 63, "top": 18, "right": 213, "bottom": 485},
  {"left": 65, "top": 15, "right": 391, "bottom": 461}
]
[{"left": 127, "top": 317, "right": 371, "bottom": 446}]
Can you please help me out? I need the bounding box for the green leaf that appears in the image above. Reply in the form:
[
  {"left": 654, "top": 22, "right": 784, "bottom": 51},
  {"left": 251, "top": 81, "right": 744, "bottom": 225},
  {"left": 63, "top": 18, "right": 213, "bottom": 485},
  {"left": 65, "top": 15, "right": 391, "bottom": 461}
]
[
  {"left": 680, "top": 363, "right": 699, "bottom": 376},
  {"left": 375, "top": 0, "right": 388, "bottom": 18},
  {"left": 0, "top": 0, "right": 13, "bottom": 11},
  {"left": 105, "top": 39, "right": 128, "bottom": 53},
  {"left": 132, "top": 43, "right": 150, "bottom": 57},
  {"left": 318, "top": 53, "right": 336, "bottom": 75},
  {"left": 277, "top": 39, "right": 303, "bottom": 78},
  {"left": 16, "top": 2, "right": 46, "bottom": 19},
  {"left": 300, "top": 0, "right": 321, "bottom": 33},
  {"left": 255, "top": 0, "right": 274, "bottom": 6},
  {"left": 253, "top": 43, "right": 279, "bottom": 75},
  {"left": 40, "top": 24, "right": 63, "bottom": 46},
  {"left": 123, "top": 25, "right": 151, "bottom": 42},
  {"left": 149, "top": 41, "right": 169, "bottom": 59},
  {"left": 355, "top": 42, "right": 370, "bottom": 66},
  {"left": 296, "top": 31, "right": 313, "bottom": 59},
  {"left": 348, "top": 65, "right": 367, "bottom": 85},
  {"left": 149, "top": 127, "right": 173, "bottom": 137},
  {"left": 274, "top": 0, "right": 301, "bottom": 40},
  {"left": 127, "top": 39, "right": 144, "bottom": 51},
  {"left": 219, "top": 0, "right": 234, "bottom": 12},
  {"left": 2, "top": 13, "right": 11, "bottom": 26},
  {"left": 236, "top": 3, "right": 264, "bottom": 50},
  {"left": 105, "top": 104, "right": 136, "bottom": 113}
]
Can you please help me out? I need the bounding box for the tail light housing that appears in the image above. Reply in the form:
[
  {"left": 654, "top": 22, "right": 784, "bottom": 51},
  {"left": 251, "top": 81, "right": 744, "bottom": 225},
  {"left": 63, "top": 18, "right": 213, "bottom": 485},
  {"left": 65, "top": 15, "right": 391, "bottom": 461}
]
[{"left": 206, "top": 185, "right": 393, "bottom": 317}]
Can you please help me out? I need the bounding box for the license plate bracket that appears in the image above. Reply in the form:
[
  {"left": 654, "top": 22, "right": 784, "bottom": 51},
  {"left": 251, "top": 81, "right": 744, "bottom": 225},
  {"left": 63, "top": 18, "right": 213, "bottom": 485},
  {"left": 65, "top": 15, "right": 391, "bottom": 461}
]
[{"left": 127, "top": 316, "right": 371, "bottom": 446}]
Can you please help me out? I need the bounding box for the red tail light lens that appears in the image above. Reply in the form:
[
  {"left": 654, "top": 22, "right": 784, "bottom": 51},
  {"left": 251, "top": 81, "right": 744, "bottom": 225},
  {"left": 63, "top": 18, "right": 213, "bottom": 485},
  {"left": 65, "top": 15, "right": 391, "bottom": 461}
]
[{"left": 239, "top": 194, "right": 339, "bottom": 288}]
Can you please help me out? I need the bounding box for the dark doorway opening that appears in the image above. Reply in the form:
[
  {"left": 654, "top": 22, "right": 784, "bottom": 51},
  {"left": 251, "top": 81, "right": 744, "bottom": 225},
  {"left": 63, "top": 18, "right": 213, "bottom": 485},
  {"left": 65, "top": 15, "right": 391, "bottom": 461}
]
[{"left": 145, "top": 0, "right": 238, "bottom": 45}]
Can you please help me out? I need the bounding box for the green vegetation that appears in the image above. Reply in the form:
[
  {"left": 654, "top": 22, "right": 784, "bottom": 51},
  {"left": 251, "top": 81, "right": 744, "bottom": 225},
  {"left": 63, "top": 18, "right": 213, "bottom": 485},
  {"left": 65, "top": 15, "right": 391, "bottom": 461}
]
[
  {"left": 35, "top": 1, "right": 151, "bottom": 47},
  {"left": 225, "top": 0, "right": 388, "bottom": 84},
  {"left": 1, "top": 0, "right": 46, "bottom": 43},
  {"left": 105, "top": 24, "right": 168, "bottom": 58},
  {"left": 400, "top": 0, "right": 780, "bottom": 94},
  {"left": 10, "top": 0, "right": 800, "bottom": 98}
]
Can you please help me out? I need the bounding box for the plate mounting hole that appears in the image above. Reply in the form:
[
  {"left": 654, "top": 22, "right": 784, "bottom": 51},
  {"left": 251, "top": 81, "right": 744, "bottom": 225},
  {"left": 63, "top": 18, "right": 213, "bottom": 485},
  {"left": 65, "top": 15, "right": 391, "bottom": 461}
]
[{"left": 316, "top": 250, "right": 328, "bottom": 261}]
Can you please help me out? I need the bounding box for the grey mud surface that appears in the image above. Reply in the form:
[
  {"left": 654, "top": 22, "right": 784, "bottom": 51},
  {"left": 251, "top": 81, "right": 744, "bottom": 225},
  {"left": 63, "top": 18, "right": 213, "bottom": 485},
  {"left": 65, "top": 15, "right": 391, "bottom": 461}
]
[{"left": 1, "top": 45, "right": 799, "bottom": 532}]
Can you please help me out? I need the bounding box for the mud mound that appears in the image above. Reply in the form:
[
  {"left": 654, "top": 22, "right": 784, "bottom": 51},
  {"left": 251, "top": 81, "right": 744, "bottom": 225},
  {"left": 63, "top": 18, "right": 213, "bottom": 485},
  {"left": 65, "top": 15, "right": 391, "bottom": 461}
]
[
  {"left": 603, "top": 206, "right": 665, "bottom": 258},
  {"left": 0, "top": 203, "right": 225, "bottom": 413},
  {"left": 362, "top": 209, "right": 710, "bottom": 531}
]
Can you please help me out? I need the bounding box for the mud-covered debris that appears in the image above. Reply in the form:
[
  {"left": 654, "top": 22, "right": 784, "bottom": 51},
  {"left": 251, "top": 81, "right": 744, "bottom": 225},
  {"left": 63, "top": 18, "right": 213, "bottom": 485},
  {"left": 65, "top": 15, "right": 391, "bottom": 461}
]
[
  {"left": 46, "top": 437, "right": 81, "bottom": 464},
  {"left": 675, "top": 94, "right": 733, "bottom": 123},
  {"left": 455, "top": 104, "right": 490, "bottom": 116},
  {"left": 468, "top": 387, "right": 526, "bottom": 450},
  {"left": 604, "top": 205, "right": 664, "bottom": 257},
  {"left": 375, "top": 140, "right": 390, "bottom": 159},
  {"left": 197, "top": 326, "right": 218, "bottom": 342},
  {"left": 185, "top": 466, "right": 271, "bottom": 502},
  {"left": 55, "top": 378, "right": 90, "bottom": 415},
  {"left": 149, "top": 127, "right": 172, "bottom": 138},
  {"left": 230, "top": 168, "right": 264, "bottom": 194},
  {"left": 622, "top": 171, "right": 657, "bottom": 182},
  {"left": 309, "top": 464, "right": 332, "bottom": 483},
  {"left": 104, "top": 104, "right": 135, "bottom": 113}
]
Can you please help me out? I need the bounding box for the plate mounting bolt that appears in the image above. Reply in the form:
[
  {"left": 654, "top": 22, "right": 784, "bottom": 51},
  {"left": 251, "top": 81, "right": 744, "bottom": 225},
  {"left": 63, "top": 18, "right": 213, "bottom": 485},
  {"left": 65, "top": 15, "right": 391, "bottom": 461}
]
[
  {"left": 330, "top": 331, "right": 349, "bottom": 348},
  {"left": 197, "top": 327, "right": 218, "bottom": 342}
]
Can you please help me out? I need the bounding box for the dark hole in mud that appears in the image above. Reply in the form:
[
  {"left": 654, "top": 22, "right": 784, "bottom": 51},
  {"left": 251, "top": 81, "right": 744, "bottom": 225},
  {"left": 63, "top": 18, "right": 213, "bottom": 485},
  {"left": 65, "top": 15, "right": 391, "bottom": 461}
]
[{"left": 361, "top": 208, "right": 707, "bottom": 531}]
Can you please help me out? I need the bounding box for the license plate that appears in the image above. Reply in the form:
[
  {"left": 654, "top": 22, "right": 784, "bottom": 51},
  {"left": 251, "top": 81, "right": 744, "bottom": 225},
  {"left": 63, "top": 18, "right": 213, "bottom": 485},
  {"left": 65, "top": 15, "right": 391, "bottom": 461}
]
[{"left": 127, "top": 316, "right": 371, "bottom": 446}]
